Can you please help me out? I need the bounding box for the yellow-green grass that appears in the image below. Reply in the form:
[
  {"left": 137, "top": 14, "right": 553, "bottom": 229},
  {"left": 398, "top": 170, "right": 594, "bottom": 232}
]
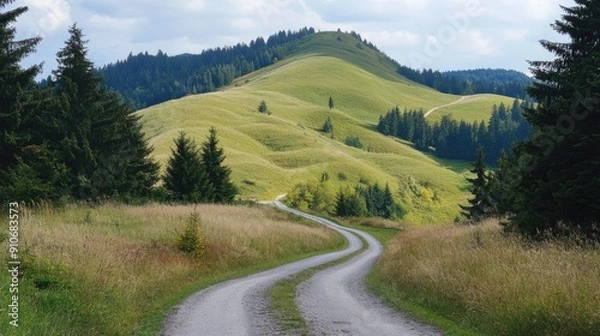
[
  {"left": 0, "top": 203, "right": 344, "bottom": 336},
  {"left": 137, "top": 33, "right": 514, "bottom": 223},
  {"left": 426, "top": 94, "right": 517, "bottom": 124},
  {"left": 368, "top": 220, "right": 600, "bottom": 336}
]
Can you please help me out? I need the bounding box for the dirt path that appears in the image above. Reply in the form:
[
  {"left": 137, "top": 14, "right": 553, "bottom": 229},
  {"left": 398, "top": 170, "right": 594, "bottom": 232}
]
[
  {"left": 162, "top": 200, "right": 441, "bottom": 335},
  {"left": 424, "top": 95, "right": 483, "bottom": 118}
]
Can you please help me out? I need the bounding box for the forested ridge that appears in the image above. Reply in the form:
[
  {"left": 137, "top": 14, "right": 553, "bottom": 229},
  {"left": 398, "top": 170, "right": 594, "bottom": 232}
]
[{"left": 94, "top": 28, "right": 532, "bottom": 110}]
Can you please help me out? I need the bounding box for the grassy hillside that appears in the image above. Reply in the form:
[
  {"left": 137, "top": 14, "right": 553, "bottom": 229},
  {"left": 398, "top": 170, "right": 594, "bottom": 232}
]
[
  {"left": 138, "top": 32, "right": 513, "bottom": 224},
  {"left": 425, "top": 94, "right": 517, "bottom": 124}
]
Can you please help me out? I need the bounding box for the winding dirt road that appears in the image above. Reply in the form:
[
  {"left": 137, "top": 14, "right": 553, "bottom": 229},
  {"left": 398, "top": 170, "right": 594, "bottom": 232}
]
[{"left": 162, "top": 200, "right": 441, "bottom": 336}]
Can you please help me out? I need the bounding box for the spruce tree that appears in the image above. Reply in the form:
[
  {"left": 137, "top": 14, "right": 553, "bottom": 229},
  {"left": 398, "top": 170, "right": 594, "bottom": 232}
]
[
  {"left": 52, "top": 24, "right": 158, "bottom": 199},
  {"left": 164, "top": 131, "right": 211, "bottom": 203},
  {"left": 460, "top": 148, "right": 493, "bottom": 222},
  {"left": 0, "top": 1, "right": 43, "bottom": 199},
  {"left": 328, "top": 96, "right": 334, "bottom": 110},
  {"left": 201, "top": 127, "right": 237, "bottom": 203},
  {"left": 509, "top": 0, "right": 600, "bottom": 240}
]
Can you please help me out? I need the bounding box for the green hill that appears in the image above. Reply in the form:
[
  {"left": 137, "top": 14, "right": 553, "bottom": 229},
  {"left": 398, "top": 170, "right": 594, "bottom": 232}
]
[{"left": 137, "top": 32, "right": 513, "bottom": 224}]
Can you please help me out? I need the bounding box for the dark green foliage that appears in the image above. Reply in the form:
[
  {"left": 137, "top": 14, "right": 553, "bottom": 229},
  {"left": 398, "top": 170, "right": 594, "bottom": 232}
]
[
  {"left": 258, "top": 100, "right": 268, "bottom": 113},
  {"left": 335, "top": 190, "right": 367, "bottom": 217},
  {"left": 344, "top": 136, "right": 363, "bottom": 149},
  {"left": 163, "top": 132, "right": 212, "bottom": 203},
  {"left": 377, "top": 100, "right": 533, "bottom": 164},
  {"left": 0, "top": 0, "right": 45, "bottom": 201},
  {"left": 506, "top": 0, "right": 600, "bottom": 241},
  {"left": 328, "top": 96, "right": 334, "bottom": 110},
  {"left": 201, "top": 127, "right": 238, "bottom": 203},
  {"left": 397, "top": 67, "right": 532, "bottom": 98},
  {"left": 322, "top": 117, "right": 333, "bottom": 133},
  {"left": 460, "top": 149, "right": 494, "bottom": 222},
  {"left": 356, "top": 183, "right": 404, "bottom": 219},
  {"left": 98, "top": 27, "right": 316, "bottom": 109},
  {"left": 51, "top": 25, "right": 159, "bottom": 200}
]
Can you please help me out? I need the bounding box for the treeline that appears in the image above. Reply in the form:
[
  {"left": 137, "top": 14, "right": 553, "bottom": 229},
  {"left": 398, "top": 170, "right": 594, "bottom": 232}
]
[
  {"left": 0, "top": 5, "right": 236, "bottom": 204},
  {"left": 397, "top": 67, "right": 532, "bottom": 98},
  {"left": 97, "top": 27, "right": 316, "bottom": 109},
  {"left": 377, "top": 99, "right": 533, "bottom": 163},
  {"left": 287, "top": 178, "right": 405, "bottom": 220}
]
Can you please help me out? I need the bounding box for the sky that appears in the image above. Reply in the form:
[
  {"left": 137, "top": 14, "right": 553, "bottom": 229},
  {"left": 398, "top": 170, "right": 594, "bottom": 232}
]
[{"left": 12, "top": 0, "right": 575, "bottom": 79}]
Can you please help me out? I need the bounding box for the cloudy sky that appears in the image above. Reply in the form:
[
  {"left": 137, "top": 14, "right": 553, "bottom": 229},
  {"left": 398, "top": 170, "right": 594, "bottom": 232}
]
[{"left": 12, "top": 0, "right": 574, "bottom": 78}]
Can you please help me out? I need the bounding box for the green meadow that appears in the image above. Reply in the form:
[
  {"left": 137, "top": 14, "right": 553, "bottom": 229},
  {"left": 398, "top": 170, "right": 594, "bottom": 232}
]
[{"left": 137, "top": 32, "right": 509, "bottom": 223}]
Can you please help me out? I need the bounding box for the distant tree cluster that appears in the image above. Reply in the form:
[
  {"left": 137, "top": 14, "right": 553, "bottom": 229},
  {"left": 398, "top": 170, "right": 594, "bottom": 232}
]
[
  {"left": 397, "top": 67, "right": 532, "bottom": 98},
  {"left": 97, "top": 27, "right": 316, "bottom": 109},
  {"left": 336, "top": 183, "right": 404, "bottom": 219},
  {"left": 377, "top": 99, "right": 533, "bottom": 163}
]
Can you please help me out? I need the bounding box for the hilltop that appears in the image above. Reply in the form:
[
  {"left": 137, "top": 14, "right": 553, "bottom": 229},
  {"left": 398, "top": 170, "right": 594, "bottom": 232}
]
[{"left": 137, "top": 31, "right": 517, "bottom": 224}]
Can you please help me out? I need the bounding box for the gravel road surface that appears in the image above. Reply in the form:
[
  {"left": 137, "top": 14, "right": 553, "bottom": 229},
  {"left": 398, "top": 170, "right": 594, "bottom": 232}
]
[{"left": 162, "top": 200, "right": 441, "bottom": 336}]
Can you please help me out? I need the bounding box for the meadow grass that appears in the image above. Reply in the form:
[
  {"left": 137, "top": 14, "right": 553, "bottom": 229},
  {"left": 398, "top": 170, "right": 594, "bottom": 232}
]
[
  {"left": 0, "top": 202, "right": 344, "bottom": 336},
  {"left": 426, "top": 94, "right": 516, "bottom": 124},
  {"left": 368, "top": 219, "right": 600, "bottom": 336}
]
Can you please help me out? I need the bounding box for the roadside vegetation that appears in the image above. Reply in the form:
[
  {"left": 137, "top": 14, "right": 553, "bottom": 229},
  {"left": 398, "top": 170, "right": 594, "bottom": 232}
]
[
  {"left": 0, "top": 203, "right": 344, "bottom": 336},
  {"left": 369, "top": 220, "right": 600, "bottom": 336}
]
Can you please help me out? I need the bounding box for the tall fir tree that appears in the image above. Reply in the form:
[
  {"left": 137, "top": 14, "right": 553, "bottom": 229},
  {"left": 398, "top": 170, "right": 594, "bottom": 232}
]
[
  {"left": 0, "top": 1, "right": 67, "bottom": 201},
  {"left": 508, "top": 1, "right": 600, "bottom": 240},
  {"left": 328, "top": 96, "right": 334, "bottom": 110},
  {"left": 163, "top": 131, "right": 211, "bottom": 203},
  {"left": 460, "top": 148, "right": 493, "bottom": 222},
  {"left": 52, "top": 24, "right": 158, "bottom": 199},
  {"left": 201, "top": 127, "right": 237, "bottom": 203}
]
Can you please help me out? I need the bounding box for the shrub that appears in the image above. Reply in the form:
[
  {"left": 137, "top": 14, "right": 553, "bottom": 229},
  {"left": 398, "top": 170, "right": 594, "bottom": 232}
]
[{"left": 176, "top": 213, "right": 205, "bottom": 258}]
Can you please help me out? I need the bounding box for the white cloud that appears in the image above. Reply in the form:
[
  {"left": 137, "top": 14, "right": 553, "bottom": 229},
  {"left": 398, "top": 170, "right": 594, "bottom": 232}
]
[
  {"left": 22, "top": 0, "right": 71, "bottom": 35},
  {"left": 363, "top": 30, "right": 421, "bottom": 48},
  {"left": 456, "top": 29, "right": 497, "bottom": 56}
]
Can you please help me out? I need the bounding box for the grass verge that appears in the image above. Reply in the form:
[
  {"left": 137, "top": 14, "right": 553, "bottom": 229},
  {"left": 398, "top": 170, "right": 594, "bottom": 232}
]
[
  {"left": 0, "top": 202, "right": 345, "bottom": 336},
  {"left": 368, "top": 219, "right": 600, "bottom": 336}
]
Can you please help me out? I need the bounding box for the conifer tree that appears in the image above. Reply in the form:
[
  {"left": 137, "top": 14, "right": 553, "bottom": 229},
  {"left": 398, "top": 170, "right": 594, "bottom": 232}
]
[
  {"left": 460, "top": 148, "right": 493, "bottom": 222},
  {"left": 164, "top": 131, "right": 211, "bottom": 202},
  {"left": 328, "top": 96, "right": 334, "bottom": 110},
  {"left": 322, "top": 117, "right": 333, "bottom": 134},
  {"left": 508, "top": 0, "right": 600, "bottom": 239},
  {"left": 201, "top": 127, "right": 237, "bottom": 203},
  {"left": 52, "top": 24, "right": 158, "bottom": 199},
  {"left": 0, "top": 1, "right": 66, "bottom": 201}
]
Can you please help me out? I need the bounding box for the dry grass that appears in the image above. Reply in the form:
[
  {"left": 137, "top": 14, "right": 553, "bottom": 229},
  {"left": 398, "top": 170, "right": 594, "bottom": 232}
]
[
  {"left": 371, "top": 219, "right": 600, "bottom": 336},
  {"left": 0, "top": 202, "right": 342, "bottom": 336}
]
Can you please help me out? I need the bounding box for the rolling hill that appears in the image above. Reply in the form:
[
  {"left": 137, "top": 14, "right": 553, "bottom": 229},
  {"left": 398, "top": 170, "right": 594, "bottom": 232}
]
[{"left": 137, "top": 31, "right": 514, "bottom": 224}]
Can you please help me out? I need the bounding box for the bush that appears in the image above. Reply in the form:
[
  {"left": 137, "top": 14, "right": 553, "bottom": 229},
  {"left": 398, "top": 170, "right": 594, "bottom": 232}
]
[{"left": 176, "top": 213, "right": 205, "bottom": 258}]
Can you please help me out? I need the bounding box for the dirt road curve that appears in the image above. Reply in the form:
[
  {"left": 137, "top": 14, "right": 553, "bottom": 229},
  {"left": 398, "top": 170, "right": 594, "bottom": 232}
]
[{"left": 162, "top": 200, "right": 441, "bottom": 336}]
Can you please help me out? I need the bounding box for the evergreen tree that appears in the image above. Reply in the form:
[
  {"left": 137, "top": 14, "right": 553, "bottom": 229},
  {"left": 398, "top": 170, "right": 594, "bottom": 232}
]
[
  {"left": 0, "top": 1, "right": 44, "bottom": 200},
  {"left": 258, "top": 100, "right": 268, "bottom": 113},
  {"left": 322, "top": 116, "right": 333, "bottom": 133},
  {"left": 201, "top": 127, "right": 237, "bottom": 203},
  {"left": 508, "top": 0, "right": 600, "bottom": 240},
  {"left": 52, "top": 24, "right": 158, "bottom": 199},
  {"left": 328, "top": 96, "right": 334, "bottom": 110},
  {"left": 460, "top": 148, "right": 493, "bottom": 222},
  {"left": 164, "top": 131, "right": 211, "bottom": 203}
]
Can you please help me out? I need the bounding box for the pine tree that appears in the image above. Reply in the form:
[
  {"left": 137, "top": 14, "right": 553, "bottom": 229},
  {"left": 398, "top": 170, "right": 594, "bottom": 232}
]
[
  {"left": 52, "top": 24, "right": 158, "bottom": 199},
  {"left": 201, "top": 127, "right": 237, "bottom": 203},
  {"left": 258, "top": 100, "right": 268, "bottom": 113},
  {"left": 508, "top": 1, "right": 600, "bottom": 240},
  {"left": 164, "top": 131, "right": 211, "bottom": 203},
  {"left": 328, "top": 96, "right": 334, "bottom": 110},
  {"left": 460, "top": 148, "right": 493, "bottom": 222},
  {"left": 0, "top": 1, "right": 44, "bottom": 200},
  {"left": 322, "top": 117, "right": 333, "bottom": 134}
]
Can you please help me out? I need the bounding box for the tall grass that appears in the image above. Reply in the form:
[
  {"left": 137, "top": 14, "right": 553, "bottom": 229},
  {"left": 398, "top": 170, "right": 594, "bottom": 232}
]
[
  {"left": 0, "top": 202, "right": 343, "bottom": 336},
  {"left": 370, "top": 219, "right": 600, "bottom": 336}
]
